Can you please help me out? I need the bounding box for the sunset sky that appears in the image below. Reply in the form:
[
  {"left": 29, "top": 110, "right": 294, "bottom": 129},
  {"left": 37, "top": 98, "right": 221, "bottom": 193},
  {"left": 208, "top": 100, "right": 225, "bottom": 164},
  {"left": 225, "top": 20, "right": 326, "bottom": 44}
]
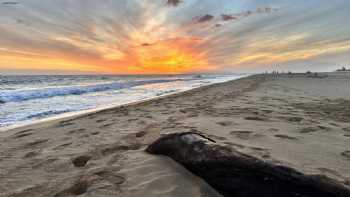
[{"left": 0, "top": 0, "right": 350, "bottom": 74}]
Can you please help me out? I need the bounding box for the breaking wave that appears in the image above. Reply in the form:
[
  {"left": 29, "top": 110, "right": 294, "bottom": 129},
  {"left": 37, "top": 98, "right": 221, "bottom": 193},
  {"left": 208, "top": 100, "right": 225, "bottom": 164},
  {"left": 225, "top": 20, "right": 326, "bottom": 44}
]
[{"left": 0, "top": 79, "right": 183, "bottom": 103}]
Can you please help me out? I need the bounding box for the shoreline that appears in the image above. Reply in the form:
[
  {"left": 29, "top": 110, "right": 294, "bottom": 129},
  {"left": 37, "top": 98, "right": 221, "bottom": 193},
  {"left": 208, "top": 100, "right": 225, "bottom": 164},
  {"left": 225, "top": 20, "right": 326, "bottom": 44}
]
[{"left": 0, "top": 75, "right": 250, "bottom": 133}]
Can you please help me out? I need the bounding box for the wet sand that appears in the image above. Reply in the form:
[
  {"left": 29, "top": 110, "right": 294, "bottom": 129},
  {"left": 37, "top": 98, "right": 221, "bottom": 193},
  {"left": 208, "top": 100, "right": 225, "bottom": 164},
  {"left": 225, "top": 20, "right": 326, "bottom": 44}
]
[{"left": 1, "top": 73, "right": 350, "bottom": 196}]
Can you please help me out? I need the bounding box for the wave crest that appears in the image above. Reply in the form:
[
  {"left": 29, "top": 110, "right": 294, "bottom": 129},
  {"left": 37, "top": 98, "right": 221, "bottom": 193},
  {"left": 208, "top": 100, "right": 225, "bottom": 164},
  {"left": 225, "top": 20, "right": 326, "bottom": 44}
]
[{"left": 0, "top": 79, "right": 182, "bottom": 103}]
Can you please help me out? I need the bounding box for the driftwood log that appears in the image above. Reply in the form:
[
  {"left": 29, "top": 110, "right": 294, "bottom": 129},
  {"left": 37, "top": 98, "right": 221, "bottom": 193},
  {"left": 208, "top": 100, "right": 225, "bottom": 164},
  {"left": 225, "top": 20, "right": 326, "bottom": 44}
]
[{"left": 146, "top": 132, "right": 350, "bottom": 197}]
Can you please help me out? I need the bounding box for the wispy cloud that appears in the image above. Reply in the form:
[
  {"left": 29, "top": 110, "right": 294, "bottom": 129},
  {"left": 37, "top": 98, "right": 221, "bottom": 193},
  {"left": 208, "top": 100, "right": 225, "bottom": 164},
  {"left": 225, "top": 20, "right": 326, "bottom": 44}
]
[
  {"left": 196, "top": 14, "right": 214, "bottom": 23},
  {"left": 221, "top": 14, "right": 238, "bottom": 21},
  {"left": 0, "top": 0, "right": 349, "bottom": 74},
  {"left": 2, "top": 1, "right": 19, "bottom": 5},
  {"left": 166, "top": 0, "right": 182, "bottom": 7}
]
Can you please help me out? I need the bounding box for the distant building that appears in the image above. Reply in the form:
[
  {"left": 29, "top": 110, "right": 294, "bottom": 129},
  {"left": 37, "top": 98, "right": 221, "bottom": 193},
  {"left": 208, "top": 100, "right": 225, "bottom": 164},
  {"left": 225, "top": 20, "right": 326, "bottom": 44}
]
[{"left": 336, "top": 67, "right": 350, "bottom": 72}]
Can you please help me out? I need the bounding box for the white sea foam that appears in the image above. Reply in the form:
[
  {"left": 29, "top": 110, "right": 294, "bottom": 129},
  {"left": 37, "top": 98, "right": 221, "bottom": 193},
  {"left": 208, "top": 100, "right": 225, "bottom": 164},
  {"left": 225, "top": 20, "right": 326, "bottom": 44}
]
[
  {"left": 0, "top": 79, "right": 184, "bottom": 103},
  {"left": 0, "top": 74, "right": 247, "bottom": 128}
]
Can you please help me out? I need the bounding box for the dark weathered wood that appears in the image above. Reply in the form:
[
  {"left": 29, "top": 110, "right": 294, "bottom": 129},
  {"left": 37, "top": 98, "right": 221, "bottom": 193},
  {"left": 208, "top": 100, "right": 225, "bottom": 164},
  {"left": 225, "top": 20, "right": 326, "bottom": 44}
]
[{"left": 146, "top": 132, "right": 350, "bottom": 197}]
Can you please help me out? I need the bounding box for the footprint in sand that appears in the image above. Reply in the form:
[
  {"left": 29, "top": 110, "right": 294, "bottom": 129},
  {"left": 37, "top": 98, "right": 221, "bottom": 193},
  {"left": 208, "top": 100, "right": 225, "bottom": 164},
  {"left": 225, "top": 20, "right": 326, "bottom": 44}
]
[
  {"left": 145, "top": 115, "right": 153, "bottom": 119},
  {"left": 317, "top": 125, "right": 330, "bottom": 130},
  {"left": 53, "top": 142, "right": 73, "bottom": 150},
  {"left": 216, "top": 121, "right": 234, "bottom": 127},
  {"left": 262, "top": 109, "right": 273, "bottom": 114},
  {"left": 94, "top": 170, "right": 125, "bottom": 185},
  {"left": 13, "top": 129, "right": 34, "bottom": 139},
  {"left": 23, "top": 151, "right": 40, "bottom": 159},
  {"left": 14, "top": 129, "right": 33, "bottom": 135},
  {"left": 67, "top": 128, "right": 86, "bottom": 135},
  {"left": 24, "top": 139, "right": 49, "bottom": 148},
  {"left": 54, "top": 178, "right": 92, "bottom": 197},
  {"left": 230, "top": 131, "right": 263, "bottom": 140},
  {"left": 96, "top": 119, "right": 107, "bottom": 123},
  {"left": 99, "top": 123, "right": 114, "bottom": 128},
  {"left": 268, "top": 128, "right": 279, "bottom": 132},
  {"left": 179, "top": 109, "right": 188, "bottom": 114},
  {"left": 300, "top": 127, "right": 319, "bottom": 134},
  {"left": 72, "top": 155, "right": 92, "bottom": 167},
  {"left": 341, "top": 151, "right": 350, "bottom": 161},
  {"left": 274, "top": 134, "right": 298, "bottom": 141},
  {"left": 13, "top": 132, "right": 33, "bottom": 139},
  {"left": 287, "top": 117, "right": 303, "bottom": 123},
  {"left": 91, "top": 131, "right": 100, "bottom": 136},
  {"left": 135, "top": 131, "right": 147, "bottom": 138},
  {"left": 80, "top": 134, "right": 90, "bottom": 138},
  {"left": 329, "top": 123, "right": 339, "bottom": 127},
  {"left": 300, "top": 126, "right": 330, "bottom": 134},
  {"left": 187, "top": 113, "right": 199, "bottom": 118},
  {"left": 244, "top": 116, "right": 267, "bottom": 121},
  {"left": 343, "top": 127, "right": 350, "bottom": 132},
  {"left": 58, "top": 120, "right": 75, "bottom": 127}
]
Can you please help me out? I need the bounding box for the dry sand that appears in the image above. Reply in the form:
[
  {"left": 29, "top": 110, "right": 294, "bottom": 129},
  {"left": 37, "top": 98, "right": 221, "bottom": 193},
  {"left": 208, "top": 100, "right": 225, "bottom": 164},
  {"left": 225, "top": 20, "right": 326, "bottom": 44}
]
[{"left": 1, "top": 73, "right": 350, "bottom": 196}]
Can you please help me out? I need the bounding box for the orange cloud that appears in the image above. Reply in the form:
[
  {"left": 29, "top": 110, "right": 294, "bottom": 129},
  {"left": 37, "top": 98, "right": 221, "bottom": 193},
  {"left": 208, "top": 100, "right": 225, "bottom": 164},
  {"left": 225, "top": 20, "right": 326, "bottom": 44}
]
[
  {"left": 105, "top": 37, "right": 211, "bottom": 74},
  {"left": 1, "top": 0, "right": 345, "bottom": 74}
]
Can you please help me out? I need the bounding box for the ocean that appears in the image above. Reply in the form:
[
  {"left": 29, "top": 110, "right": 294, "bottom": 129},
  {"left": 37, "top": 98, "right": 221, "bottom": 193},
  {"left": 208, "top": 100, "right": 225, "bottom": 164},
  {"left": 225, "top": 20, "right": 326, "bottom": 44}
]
[{"left": 0, "top": 74, "right": 246, "bottom": 128}]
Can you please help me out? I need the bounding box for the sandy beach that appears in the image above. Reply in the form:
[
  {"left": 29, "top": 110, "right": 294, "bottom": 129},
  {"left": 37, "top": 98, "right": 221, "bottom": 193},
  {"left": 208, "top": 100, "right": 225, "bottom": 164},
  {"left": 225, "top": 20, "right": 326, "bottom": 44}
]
[{"left": 1, "top": 73, "right": 350, "bottom": 197}]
